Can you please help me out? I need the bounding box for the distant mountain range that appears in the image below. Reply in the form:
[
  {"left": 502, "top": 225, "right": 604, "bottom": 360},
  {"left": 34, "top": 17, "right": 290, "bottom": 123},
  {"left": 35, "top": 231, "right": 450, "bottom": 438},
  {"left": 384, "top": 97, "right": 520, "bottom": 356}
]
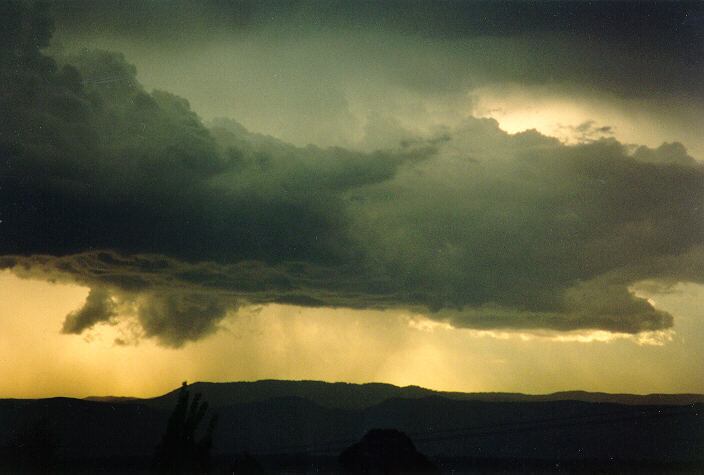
[
  {"left": 132, "top": 380, "right": 704, "bottom": 410},
  {"left": 2, "top": 380, "right": 702, "bottom": 472}
]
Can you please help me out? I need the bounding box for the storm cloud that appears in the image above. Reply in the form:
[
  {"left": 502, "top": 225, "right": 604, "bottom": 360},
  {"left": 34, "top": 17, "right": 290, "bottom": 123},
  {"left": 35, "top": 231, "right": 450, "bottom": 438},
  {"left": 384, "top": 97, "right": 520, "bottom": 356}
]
[
  {"left": 40, "top": 0, "right": 703, "bottom": 159},
  {"left": 62, "top": 287, "right": 117, "bottom": 334},
  {"left": 1, "top": 2, "right": 703, "bottom": 346},
  {"left": 50, "top": 0, "right": 704, "bottom": 100}
]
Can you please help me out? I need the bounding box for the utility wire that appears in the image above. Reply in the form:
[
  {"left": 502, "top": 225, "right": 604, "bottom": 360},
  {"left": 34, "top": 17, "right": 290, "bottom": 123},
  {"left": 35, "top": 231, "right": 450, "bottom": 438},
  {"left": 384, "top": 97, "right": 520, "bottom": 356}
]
[{"left": 247, "top": 404, "right": 700, "bottom": 455}]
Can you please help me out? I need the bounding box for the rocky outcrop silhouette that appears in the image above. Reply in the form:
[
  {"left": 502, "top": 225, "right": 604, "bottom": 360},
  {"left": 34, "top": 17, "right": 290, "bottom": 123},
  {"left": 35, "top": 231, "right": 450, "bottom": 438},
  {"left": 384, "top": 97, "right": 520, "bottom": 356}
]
[{"left": 339, "top": 429, "right": 439, "bottom": 474}]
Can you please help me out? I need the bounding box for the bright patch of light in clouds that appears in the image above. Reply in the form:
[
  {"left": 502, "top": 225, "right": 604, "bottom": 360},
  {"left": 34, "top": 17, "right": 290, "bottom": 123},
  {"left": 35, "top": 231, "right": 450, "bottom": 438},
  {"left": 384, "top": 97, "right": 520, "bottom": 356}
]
[
  {"left": 406, "top": 315, "right": 677, "bottom": 346},
  {"left": 472, "top": 85, "right": 704, "bottom": 160}
]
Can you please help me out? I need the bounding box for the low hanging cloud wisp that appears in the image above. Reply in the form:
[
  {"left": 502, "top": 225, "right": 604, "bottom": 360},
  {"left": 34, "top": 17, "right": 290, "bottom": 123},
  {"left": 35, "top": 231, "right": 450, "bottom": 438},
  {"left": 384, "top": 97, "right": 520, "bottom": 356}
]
[{"left": 1, "top": 2, "right": 703, "bottom": 347}]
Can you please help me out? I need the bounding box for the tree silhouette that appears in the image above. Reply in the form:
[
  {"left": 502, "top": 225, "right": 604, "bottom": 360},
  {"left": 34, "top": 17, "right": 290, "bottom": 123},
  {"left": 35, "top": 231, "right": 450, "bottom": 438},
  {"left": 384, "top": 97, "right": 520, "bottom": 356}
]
[{"left": 153, "top": 381, "right": 218, "bottom": 473}]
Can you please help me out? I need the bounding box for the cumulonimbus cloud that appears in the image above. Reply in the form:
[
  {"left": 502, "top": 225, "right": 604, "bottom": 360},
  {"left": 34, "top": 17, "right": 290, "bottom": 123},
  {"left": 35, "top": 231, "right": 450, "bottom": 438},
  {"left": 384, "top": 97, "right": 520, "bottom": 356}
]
[{"left": 2, "top": 2, "right": 703, "bottom": 346}]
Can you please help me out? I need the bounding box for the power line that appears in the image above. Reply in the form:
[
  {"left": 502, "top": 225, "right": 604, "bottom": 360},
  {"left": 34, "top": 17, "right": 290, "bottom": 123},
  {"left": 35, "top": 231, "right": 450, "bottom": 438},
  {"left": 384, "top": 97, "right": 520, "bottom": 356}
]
[{"left": 246, "top": 404, "right": 700, "bottom": 455}]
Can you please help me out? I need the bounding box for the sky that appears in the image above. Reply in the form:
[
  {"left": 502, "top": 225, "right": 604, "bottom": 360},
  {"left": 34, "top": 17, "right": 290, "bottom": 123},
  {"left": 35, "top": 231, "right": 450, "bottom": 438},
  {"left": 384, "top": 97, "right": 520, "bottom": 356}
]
[{"left": 1, "top": 1, "right": 703, "bottom": 398}]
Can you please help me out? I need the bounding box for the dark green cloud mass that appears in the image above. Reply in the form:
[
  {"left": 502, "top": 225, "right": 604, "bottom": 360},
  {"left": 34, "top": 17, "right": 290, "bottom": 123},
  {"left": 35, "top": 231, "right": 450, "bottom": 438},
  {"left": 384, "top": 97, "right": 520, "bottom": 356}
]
[
  {"left": 49, "top": 0, "right": 704, "bottom": 100},
  {"left": 1, "top": 1, "right": 703, "bottom": 346}
]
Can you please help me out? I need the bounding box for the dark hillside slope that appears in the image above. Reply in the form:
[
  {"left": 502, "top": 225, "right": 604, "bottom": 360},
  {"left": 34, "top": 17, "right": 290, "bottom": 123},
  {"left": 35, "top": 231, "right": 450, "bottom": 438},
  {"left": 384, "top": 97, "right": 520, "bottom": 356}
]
[
  {"left": 0, "top": 398, "right": 166, "bottom": 459},
  {"left": 206, "top": 397, "right": 702, "bottom": 463},
  {"left": 361, "top": 397, "right": 703, "bottom": 462},
  {"left": 148, "top": 380, "right": 436, "bottom": 410}
]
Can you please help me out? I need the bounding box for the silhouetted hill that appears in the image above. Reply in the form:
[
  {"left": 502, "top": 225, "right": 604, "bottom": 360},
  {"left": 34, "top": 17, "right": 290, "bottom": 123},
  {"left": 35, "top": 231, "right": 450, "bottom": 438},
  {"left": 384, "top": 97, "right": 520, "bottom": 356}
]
[
  {"left": 148, "top": 380, "right": 436, "bottom": 410},
  {"left": 84, "top": 396, "right": 143, "bottom": 403},
  {"left": 504, "top": 390, "right": 704, "bottom": 406},
  {"left": 145, "top": 380, "right": 704, "bottom": 410}
]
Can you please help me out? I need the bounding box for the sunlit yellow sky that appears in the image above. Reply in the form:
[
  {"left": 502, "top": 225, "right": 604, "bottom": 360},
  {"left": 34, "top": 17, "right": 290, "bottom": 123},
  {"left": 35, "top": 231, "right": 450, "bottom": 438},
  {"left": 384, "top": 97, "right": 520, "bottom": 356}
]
[
  {"left": 2, "top": 271, "right": 703, "bottom": 399},
  {"left": 2, "top": 1, "right": 703, "bottom": 398}
]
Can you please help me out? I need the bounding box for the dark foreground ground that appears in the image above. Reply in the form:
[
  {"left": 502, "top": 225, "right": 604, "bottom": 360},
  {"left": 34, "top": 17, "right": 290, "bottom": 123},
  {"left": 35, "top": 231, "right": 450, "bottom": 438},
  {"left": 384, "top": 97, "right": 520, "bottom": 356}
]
[{"left": 3, "top": 453, "right": 703, "bottom": 473}]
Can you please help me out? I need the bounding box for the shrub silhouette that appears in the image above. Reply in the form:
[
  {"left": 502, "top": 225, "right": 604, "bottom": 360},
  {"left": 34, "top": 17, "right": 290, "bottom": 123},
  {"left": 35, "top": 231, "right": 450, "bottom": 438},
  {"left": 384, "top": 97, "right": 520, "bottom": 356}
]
[{"left": 153, "top": 381, "right": 218, "bottom": 473}]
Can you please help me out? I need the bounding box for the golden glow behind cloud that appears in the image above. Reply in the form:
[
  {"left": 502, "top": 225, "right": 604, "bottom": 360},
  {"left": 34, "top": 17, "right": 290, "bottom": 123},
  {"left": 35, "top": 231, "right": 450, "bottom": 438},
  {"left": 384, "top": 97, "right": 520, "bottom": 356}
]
[
  {"left": 472, "top": 84, "right": 704, "bottom": 160},
  {"left": 3, "top": 270, "right": 702, "bottom": 399}
]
